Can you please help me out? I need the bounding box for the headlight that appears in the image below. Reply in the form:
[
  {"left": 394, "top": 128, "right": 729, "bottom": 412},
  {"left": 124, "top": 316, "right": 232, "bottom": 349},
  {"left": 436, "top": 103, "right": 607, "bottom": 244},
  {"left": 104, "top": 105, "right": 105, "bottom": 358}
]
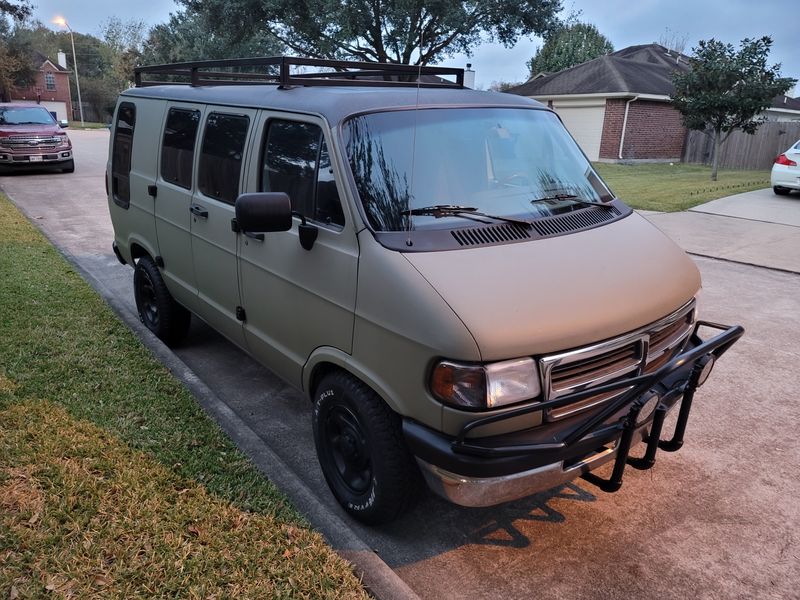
[{"left": 430, "top": 357, "right": 541, "bottom": 410}]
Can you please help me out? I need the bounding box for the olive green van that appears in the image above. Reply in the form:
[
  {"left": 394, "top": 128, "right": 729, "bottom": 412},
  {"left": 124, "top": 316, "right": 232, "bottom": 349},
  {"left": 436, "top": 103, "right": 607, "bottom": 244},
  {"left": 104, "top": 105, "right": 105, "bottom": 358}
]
[{"left": 107, "top": 57, "right": 743, "bottom": 524}]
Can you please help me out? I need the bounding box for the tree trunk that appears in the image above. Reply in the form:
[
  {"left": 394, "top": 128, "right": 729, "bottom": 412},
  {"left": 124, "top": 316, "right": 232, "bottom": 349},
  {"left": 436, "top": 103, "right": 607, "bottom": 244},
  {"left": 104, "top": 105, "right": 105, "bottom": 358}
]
[{"left": 711, "top": 128, "right": 721, "bottom": 181}]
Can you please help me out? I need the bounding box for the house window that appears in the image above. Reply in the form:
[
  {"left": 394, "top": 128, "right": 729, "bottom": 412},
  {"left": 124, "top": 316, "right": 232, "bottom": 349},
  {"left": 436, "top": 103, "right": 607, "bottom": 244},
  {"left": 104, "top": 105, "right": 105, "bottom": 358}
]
[
  {"left": 45, "top": 72, "right": 56, "bottom": 91},
  {"left": 198, "top": 113, "right": 249, "bottom": 204},
  {"left": 261, "top": 120, "right": 344, "bottom": 228}
]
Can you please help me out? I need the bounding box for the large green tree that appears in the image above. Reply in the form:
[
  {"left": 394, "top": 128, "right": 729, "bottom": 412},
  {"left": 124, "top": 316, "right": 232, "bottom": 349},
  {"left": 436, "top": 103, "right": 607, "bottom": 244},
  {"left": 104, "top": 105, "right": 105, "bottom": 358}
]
[
  {"left": 180, "top": 0, "right": 562, "bottom": 64},
  {"left": 0, "top": 0, "right": 33, "bottom": 100},
  {"left": 141, "top": 8, "right": 281, "bottom": 65},
  {"left": 672, "top": 37, "right": 796, "bottom": 181},
  {"left": 528, "top": 21, "right": 613, "bottom": 76},
  {"left": 0, "top": 0, "right": 30, "bottom": 21}
]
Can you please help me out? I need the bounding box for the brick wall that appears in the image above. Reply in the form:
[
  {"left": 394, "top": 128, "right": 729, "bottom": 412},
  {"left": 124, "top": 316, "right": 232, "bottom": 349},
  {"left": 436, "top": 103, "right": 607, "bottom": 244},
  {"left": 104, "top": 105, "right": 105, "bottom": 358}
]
[
  {"left": 599, "top": 99, "right": 626, "bottom": 159},
  {"left": 11, "top": 64, "right": 73, "bottom": 119},
  {"left": 599, "top": 98, "right": 686, "bottom": 160}
]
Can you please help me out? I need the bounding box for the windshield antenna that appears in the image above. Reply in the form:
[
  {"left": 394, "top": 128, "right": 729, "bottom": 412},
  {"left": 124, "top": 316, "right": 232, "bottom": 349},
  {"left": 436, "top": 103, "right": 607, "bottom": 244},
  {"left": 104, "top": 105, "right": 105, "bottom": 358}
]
[{"left": 406, "top": 16, "right": 424, "bottom": 247}]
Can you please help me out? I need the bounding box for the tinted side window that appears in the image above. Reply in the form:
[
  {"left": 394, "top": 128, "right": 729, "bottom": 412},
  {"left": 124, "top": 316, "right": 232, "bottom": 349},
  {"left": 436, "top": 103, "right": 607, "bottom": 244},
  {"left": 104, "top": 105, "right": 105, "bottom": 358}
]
[
  {"left": 111, "top": 102, "right": 135, "bottom": 208},
  {"left": 161, "top": 108, "right": 200, "bottom": 189},
  {"left": 198, "top": 113, "right": 249, "bottom": 204},
  {"left": 262, "top": 120, "right": 344, "bottom": 227}
]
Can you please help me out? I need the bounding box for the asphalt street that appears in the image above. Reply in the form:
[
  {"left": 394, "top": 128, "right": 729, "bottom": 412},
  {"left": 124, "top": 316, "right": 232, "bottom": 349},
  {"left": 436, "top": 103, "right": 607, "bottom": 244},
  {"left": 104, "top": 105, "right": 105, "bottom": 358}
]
[{"left": 2, "top": 129, "right": 799, "bottom": 600}]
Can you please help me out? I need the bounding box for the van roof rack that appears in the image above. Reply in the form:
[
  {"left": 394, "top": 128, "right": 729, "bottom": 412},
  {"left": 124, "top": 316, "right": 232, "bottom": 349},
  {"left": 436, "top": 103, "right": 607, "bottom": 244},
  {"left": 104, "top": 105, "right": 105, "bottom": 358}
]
[{"left": 134, "top": 56, "right": 464, "bottom": 89}]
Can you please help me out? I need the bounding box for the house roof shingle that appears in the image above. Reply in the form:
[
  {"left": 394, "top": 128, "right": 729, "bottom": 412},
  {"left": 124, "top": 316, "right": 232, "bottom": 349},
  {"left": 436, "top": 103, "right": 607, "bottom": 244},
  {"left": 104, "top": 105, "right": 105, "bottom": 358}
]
[
  {"left": 507, "top": 43, "right": 691, "bottom": 97},
  {"left": 771, "top": 95, "right": 800, "bottom": 111},
  {"left": 31, "top": 50, "right": 69, "bottom": 72}
]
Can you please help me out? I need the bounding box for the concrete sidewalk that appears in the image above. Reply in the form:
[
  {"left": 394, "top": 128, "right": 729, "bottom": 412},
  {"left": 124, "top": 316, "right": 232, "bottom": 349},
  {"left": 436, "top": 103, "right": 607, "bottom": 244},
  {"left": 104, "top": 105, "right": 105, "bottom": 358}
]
[{"left": 643, "top": 187, "right": 800, "bottom": 273}]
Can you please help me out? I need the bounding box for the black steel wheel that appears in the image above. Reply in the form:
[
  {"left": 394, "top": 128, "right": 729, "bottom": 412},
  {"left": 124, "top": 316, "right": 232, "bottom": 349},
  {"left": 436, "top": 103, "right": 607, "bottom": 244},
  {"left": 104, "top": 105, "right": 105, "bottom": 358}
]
[
  {"left": 313, "top": 370, "right": 421, "bottom": 525},
  {"left": 133, "top": 256, "right": 190, "bottom": 346}
]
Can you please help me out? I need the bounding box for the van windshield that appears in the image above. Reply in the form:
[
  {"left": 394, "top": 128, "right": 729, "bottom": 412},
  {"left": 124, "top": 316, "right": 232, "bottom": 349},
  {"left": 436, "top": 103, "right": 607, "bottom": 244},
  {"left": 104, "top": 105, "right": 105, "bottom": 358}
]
[
  {"left": 343, "top": 107, "right": 614, "bottom": 232},
  {"left": 0, "top": 106, "right": 56, "bottom": 126}
]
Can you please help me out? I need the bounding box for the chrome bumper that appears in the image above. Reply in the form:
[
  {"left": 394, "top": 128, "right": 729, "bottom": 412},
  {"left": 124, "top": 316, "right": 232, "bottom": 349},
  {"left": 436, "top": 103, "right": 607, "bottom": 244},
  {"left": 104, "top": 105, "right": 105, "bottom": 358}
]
[{"left": 417, "top": 421, "right": 651, "bottom": 507}]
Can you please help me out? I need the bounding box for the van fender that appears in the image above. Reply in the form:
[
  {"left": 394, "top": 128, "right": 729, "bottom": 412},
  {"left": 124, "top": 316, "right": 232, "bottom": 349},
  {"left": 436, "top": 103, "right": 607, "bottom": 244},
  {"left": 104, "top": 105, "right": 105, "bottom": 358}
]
[
  {"left": 303, "top": 347, "right": 404, "bottom": 415},
  {"left": 125, "top": 234, "right": 159, "bottom": 266}
]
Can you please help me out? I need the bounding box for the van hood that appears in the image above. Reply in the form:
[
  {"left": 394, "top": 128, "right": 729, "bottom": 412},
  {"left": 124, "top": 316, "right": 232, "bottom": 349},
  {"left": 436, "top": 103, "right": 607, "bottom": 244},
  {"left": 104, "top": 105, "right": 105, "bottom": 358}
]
[{"left": 403, "top": 213, "right": 700, "bottom": 361}]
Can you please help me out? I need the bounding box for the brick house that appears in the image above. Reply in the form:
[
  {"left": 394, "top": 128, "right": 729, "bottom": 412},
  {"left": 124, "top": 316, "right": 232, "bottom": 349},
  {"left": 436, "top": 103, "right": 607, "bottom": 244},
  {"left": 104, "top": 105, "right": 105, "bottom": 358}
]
[
  {"left": 507, "top": 44, "right": 691, "bottom": 162},
  {"left": 10, "top": 50, "right": 73, "bottom": 122}
]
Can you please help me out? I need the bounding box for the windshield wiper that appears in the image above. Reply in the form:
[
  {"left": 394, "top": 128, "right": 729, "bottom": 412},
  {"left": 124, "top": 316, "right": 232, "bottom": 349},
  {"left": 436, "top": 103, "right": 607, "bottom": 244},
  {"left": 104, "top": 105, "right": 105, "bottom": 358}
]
[
  {"left": 531, "top": 194, "right": 614, "bottom": 210},
  {"left": 408, "top": 205, "right": 531, "bottom": 228}
]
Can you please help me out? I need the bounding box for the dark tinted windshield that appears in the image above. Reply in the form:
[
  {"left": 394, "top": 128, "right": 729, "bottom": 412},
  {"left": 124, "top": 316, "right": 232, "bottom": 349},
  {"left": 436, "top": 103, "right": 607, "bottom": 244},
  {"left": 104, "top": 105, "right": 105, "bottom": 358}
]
[
  {"left": 343, "top": 108, "right": 614, "bottom": 232},
  {"left": 0, "top": 106, "right": 56, "bottom": 125}
]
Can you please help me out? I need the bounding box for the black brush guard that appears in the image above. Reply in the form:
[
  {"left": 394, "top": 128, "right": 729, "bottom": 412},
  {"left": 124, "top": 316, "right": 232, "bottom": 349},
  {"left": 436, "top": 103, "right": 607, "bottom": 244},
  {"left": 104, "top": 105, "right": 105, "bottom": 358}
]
[{"left": 444, "top": 320, "right": 744, "bottom": 493}]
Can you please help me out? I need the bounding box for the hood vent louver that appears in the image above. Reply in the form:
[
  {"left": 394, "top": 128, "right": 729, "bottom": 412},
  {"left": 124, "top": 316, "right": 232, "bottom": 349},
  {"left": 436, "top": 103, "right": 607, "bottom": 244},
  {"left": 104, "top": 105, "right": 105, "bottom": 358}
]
[
  {"left": 451, "top": 222, "right": 532, "bottom": 246},
  {"left": 450, "top": 206, "right": 621, "bottom": 248},
  {"left": 530, "top": 206, "right": 620, "bottom": 238}
]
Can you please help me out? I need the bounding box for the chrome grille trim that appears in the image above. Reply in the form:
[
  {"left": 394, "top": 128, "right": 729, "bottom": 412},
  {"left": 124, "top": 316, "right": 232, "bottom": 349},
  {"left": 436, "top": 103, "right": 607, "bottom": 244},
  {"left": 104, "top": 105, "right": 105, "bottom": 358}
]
[
  {"left": 0, "top": 136, "right": 63, "bottom": 149},
  {"left": 539, "top": 299, "right": 696, "bottom": 420}
]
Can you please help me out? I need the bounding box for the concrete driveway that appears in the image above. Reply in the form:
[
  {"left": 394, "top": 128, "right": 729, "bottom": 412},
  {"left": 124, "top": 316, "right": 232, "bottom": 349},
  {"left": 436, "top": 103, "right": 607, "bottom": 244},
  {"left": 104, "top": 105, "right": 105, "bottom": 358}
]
[
  {"left": 2, "top": 130, "right": 799, "bottom": 600},
  {"left": 644, "top": 187, "right": 800, "bottom": 273}
]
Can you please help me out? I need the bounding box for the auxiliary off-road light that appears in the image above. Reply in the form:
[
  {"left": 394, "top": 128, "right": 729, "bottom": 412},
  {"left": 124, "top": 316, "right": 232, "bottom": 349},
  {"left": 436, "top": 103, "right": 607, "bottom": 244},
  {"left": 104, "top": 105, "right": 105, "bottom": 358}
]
[
  {"left": 431, "top": 357, "right": 541, "bottom": 410},
  {"left": 696, "top": 355, "right": 716, "bottom": 387},
  {"left": 636, "top": 392, "right": 661, "bottom": 426}
]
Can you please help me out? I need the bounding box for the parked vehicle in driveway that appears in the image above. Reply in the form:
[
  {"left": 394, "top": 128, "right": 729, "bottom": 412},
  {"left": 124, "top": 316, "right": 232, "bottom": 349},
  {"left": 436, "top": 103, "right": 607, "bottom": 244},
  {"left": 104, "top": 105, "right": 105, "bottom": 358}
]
[
  {"left": 772, "top": 140, "right": 800, "bottom": 195},
  {"left": 106, "top": 57, "right": 743, "bottom": 525},
  {"left": 0, "top": 103, "right": 74, "bottom": 173}
]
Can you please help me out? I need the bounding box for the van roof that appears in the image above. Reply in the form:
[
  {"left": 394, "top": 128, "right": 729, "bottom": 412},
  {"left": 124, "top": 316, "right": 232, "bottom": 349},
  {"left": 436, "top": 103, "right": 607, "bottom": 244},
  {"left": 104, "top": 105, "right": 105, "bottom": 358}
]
[{"left": 120, "top": 84, "right": 544, "bottom": 126}]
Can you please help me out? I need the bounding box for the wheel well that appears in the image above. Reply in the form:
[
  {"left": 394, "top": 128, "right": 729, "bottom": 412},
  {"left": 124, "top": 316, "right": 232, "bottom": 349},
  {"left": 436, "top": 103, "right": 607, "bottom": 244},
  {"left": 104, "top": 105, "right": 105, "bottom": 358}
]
[
  {"left": 308, "top": 362, "right": 340, "bottom": 399},
  {"left": 129, "top": 243, "right": 148, "bottom": 263}
]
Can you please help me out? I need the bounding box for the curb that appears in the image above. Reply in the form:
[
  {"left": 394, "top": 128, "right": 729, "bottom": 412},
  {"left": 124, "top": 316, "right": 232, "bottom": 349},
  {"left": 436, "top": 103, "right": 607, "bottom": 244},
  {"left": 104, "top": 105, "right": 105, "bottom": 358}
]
[{"left": 4, "top": 192, "right": 421, "bottom": 600}]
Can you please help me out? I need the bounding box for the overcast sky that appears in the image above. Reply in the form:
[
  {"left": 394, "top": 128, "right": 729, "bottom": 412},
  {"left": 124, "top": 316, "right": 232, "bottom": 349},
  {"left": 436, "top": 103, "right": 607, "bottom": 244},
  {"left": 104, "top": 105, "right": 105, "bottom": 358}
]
[{"left": 33, "top": 0, "right": 799, "bottom": 94}]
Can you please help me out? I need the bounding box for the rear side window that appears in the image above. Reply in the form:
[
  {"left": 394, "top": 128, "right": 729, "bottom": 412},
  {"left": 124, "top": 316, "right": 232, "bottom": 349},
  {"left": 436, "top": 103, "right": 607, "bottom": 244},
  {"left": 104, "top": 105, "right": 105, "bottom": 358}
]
[
  {"left": 198, "top": 113, "right": 249, "bottom": 204},
  {"left": 161, "top": 108, "right": 200, "bottom": 189},
  {"left": 111, "top": 102, "right": 135, "bottom": 208},
  {"left": 262, "top": 120, "right": 344, "bottom": 228}
]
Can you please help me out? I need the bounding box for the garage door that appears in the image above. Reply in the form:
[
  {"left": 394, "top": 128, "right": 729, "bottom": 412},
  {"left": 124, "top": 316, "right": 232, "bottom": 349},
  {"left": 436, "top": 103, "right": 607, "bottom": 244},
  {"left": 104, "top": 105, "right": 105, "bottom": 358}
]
[{"left": 551, "top": 102, "right": 605, "bottom": 161}]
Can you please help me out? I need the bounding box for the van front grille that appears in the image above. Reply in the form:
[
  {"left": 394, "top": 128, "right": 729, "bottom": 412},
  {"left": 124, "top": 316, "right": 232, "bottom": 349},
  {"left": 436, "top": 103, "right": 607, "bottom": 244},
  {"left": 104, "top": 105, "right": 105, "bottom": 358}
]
[{"left": 540, "top": 300, "right": 696, "bottom": 420}]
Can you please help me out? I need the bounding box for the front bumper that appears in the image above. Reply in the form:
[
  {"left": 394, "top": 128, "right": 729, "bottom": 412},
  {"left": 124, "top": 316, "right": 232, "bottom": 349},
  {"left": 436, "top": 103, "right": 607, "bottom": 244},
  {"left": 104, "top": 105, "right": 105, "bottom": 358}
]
[
  {"left": 0, "top": 149, "right": 72, "bottom": 166},
  {"left": 404, "top": 320, "right": 743, "bottom": 507}
]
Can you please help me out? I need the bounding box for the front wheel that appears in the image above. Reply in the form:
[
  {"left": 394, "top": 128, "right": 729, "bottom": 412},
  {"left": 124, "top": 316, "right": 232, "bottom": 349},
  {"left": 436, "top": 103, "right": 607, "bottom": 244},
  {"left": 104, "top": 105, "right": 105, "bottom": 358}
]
[
  {"left": 133, "top": 256, "right": 190, "bottom": 346},
  {"left": 312, "top": 371, "right": 421, "bottom": 525},
  {"left": 773, "top": 186, "right": 790, "bottom": 196},
  {"left": 61, "top": 160, "right": 75, "bottom": 173}
]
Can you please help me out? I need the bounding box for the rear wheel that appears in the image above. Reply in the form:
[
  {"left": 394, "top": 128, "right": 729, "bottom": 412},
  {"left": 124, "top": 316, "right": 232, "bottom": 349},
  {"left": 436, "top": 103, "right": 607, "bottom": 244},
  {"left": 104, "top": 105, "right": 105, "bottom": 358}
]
[
  {"left": 312, "top": 371, "right": 421, "bottom": 524},
  {"left": 61, "top": 160, "right": 75, "bottom": 173},
  {"left": 773, "top": 186, "right": 790, "bottom": 196},
  {"left": 133, "top": 256, "right": 190, "bottom": 346}
]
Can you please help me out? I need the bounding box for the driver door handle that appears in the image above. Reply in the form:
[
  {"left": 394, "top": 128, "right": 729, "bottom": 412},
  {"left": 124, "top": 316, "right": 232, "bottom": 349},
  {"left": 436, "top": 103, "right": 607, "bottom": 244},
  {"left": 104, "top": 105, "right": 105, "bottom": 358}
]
[{"left": 190, "top": 203, "right": 208, "bottom": 218}]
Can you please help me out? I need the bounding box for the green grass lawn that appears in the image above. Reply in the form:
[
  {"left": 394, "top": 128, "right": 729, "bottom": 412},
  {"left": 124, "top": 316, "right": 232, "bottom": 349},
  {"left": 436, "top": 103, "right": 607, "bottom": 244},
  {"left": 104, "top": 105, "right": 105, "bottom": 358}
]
[
  {"left": 593, "top": 163, "right": 771, "bottom": 212},
  {"left": 0, "top": 194, "right": 367, "bottom": 599}
]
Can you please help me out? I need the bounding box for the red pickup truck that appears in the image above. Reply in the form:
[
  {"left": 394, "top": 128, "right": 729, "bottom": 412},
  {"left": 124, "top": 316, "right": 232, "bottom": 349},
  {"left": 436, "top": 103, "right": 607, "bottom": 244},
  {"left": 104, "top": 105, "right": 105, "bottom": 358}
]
[{"left": 0, "top": 103, "right": 74, "bottom": 173}]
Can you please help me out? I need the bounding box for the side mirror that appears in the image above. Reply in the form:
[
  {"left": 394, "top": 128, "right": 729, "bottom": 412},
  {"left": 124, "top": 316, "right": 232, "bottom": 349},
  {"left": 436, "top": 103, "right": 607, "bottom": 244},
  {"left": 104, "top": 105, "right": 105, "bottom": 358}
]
[
  {"left": 235, "top": 192, "right": 292, "bottom": 233},
  {"left": 59, "top": 119, "right": 69, "bottom": 128}
]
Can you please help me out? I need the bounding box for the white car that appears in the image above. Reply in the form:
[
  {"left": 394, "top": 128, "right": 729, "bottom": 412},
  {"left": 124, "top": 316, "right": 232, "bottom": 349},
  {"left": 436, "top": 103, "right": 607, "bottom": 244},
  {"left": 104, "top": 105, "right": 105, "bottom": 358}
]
[{"left": 771, "top": 140, "right": 800, "bottom": 195}]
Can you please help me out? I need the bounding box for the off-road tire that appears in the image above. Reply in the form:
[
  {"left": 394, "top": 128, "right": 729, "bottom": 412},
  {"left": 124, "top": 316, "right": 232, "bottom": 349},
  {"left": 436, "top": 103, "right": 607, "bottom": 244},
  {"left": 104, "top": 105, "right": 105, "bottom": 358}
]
[
  {"left": 313, "top": 370, "right": 421, "bottom": 525},
  {"left": 133, "top": 256, "right": 191, "bottom": 346},
  {"left": 773, "top": 186, "right": 790, "bottom": 196}
]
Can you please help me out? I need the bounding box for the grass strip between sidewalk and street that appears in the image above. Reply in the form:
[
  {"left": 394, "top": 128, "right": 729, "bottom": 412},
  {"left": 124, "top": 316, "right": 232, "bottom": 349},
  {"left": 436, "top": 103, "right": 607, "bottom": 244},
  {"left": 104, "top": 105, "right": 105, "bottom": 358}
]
[
  {"left": 594, "top": 163, "right": 771, "bottom": 212},
  {"left": 0, "top": 193, "right": 368, "bottom": 598}
]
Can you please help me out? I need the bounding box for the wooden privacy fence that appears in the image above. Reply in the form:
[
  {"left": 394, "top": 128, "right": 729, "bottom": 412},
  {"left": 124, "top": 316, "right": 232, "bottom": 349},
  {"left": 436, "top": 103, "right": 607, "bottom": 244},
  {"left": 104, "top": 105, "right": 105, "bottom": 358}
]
[{"left": 683, "top": 121, "right": 800, "bottom": 170}]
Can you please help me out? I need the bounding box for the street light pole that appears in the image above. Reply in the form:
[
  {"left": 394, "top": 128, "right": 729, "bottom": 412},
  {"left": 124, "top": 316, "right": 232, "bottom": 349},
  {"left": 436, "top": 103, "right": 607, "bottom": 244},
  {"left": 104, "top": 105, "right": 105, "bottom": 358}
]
[{"left": 55, "top": 17, "right": 84, "bottom": 127}]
